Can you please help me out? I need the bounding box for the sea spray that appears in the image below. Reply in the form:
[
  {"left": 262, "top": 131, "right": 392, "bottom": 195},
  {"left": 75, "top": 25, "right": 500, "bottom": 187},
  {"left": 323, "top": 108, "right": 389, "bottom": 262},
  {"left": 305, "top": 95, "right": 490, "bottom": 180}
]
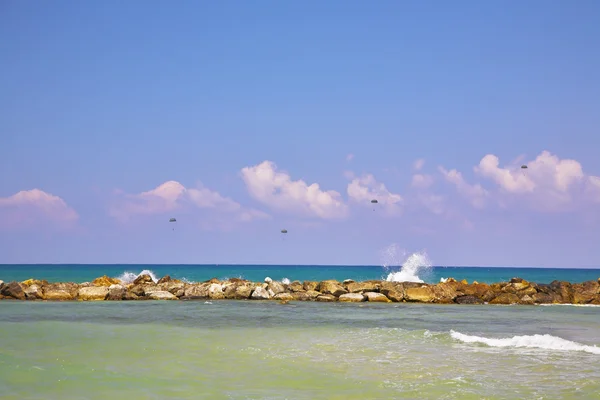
[
  {"left": 116, "top": 269, "right": 159, "bottom": 284},
  {"left": 381, "top": 244, "right": 433, "bottom": 283}
]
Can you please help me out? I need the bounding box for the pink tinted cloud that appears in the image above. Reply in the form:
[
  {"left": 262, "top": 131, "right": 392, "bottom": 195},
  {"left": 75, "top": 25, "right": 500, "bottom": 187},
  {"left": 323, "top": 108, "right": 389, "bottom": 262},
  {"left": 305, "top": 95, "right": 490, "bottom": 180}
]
[
  {"left": 109, "top": 180, "right": 270, "bottom": 226},
  {"left": 0, "top": 189, "right": 79, "bottom": 229}
]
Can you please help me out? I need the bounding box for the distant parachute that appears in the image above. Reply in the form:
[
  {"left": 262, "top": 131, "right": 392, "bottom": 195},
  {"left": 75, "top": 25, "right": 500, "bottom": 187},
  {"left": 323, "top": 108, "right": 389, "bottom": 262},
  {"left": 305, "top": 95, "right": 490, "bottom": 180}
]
[
  {"left": 281, "top": 229, "right": 288, "bottom": 234},
  {"left": 520, "top": 164, "right": 528, "bottom": 176},
  {"left": 371, "top": 199, "right": 378, "bottom": 211},
  {"left": 280, "top": 229, "right": 288, "bottom": 241},
  {"left": 169, "top": 217, "right": 177, "bottom": 231}
]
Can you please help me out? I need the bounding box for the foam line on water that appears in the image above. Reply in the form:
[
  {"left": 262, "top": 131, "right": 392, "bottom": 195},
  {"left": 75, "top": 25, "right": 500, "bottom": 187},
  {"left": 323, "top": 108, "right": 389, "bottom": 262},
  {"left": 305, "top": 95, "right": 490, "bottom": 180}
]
[{"left": 450, "top": 330, "right": 600, "bottom": 355}]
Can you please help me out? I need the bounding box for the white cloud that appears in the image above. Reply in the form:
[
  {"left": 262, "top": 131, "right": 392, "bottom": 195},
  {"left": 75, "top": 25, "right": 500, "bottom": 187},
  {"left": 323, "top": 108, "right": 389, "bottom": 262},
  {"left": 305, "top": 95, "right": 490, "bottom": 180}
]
[
  {"left": 347, "top": 173, "right": 403, "bottom": 215},
  {"left": 411, "top": 173, "right": 434, "bottom": 189},
  {"left": 240, "top": 160, "right": 349, "bottom": 219},
  {"left": 440, "top": 150, "right": 600, "bottom": 212},
  {"left": 346, "top": 153, "right": 355, "bottom": 162},
  {"left": 413, "top": 158, "right": 425, "bottom": 171},
  {"left": 110, "top": 180, "right": 269, "bottom": 224},
  {"left": 0, "top": 189, "right": 78, "bottom": 228},
  {"left": 438, "top": 167, "right": 489, "bottom": 208}
]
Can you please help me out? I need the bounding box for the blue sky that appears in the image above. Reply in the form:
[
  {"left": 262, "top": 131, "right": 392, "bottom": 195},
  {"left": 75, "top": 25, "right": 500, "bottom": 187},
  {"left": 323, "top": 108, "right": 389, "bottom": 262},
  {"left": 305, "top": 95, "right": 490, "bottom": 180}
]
[{"left": 1, "top": 0, "right": 599, "bottom": 267}]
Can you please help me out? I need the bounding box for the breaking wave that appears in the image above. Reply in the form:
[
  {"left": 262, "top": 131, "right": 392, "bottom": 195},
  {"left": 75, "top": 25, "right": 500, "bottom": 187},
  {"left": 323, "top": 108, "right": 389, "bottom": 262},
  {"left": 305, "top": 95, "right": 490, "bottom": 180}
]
[
  {"left": 450, "top": 330, "right": 600, "bottom": 355},
  {"left": 381, "top": 244, "right": 432, "bottom": 283}
]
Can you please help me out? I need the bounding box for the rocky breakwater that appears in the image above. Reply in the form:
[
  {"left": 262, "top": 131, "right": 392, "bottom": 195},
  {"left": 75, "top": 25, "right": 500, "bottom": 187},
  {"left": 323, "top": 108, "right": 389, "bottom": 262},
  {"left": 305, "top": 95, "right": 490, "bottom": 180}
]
[{"left": 1, "top": 275, "right": 600, "bottom": 305}]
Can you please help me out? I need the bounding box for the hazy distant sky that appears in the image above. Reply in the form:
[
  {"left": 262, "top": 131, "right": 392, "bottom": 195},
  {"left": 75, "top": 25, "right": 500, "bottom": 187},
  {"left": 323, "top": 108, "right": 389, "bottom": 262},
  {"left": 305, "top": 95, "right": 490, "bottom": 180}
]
[{"left": 1, "top": 0, "right": 599, "bottom": 267}]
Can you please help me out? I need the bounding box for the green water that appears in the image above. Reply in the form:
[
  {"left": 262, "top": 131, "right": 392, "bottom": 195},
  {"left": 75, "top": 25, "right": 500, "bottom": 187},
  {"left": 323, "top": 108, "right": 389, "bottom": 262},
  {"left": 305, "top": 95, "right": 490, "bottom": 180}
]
[{"left": 1, "top": 301, "right": 599, "bottom": 399}]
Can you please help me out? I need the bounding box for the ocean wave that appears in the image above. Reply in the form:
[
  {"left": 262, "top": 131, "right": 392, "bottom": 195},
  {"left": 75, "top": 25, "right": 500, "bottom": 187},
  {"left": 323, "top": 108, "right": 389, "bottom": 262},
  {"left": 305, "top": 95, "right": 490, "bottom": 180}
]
[
  {"left": 450, "top": 330, "right": 600, "bottom": 355},
  {"left": 538, "top": 304, "right": 600, "bottom": 308}
]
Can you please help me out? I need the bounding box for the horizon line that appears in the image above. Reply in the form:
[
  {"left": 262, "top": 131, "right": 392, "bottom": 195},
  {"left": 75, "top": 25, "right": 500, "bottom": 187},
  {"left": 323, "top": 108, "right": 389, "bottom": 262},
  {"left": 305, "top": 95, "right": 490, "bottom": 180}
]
[{"left": 0, "top": 263, "right": 599, "bottom": 270}]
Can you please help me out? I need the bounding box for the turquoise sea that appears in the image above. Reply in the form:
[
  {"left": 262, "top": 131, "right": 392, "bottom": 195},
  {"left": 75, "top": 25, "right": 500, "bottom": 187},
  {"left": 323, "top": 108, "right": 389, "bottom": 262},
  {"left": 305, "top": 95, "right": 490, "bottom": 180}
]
[
  {"left": 1, "top": 263, "right": 599, "bottom": 284},
  {"left": 1, "top": 262, "right": 599, "bottom": 399}
]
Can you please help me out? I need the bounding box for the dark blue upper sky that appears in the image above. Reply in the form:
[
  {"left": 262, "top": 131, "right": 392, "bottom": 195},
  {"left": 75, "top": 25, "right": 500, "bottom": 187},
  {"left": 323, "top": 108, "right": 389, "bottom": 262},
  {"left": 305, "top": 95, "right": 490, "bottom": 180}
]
[{"left": 1, "top": 0, "right": 599, "bottom": 267}]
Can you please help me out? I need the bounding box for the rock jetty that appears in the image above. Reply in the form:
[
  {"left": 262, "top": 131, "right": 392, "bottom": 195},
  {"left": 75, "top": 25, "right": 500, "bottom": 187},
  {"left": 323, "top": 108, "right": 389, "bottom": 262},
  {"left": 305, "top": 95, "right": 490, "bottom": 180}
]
[{"left": 1, "top": 275, "right": 599, "bottom": 305}]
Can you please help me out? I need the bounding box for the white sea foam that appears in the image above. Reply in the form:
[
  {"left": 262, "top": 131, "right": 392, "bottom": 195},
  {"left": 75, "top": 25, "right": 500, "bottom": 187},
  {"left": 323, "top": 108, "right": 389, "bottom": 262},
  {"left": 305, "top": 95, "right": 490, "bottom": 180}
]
[
  {"left": 281, "top": 278, "right": 291, "bottom": 285},
  {"left": 450, "top": 330, "right": 600, "bottom": 355},
  {"left": 381, "top": 244, "right": 432, "bottom": 283},
  {"left": 116, "top": 269, "right": 159, "bottom": 284}
]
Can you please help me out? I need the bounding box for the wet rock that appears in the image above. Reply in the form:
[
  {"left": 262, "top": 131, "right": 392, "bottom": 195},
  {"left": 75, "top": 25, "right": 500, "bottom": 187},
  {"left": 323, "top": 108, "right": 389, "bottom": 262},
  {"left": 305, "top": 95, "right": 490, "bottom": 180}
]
[
  {"left": 455, "top": 295, "right": 483, "bottom": 305},
  {"left": 317, "top": 280, "right": 348, "bottom": 296},
  {"left": 159, "top": 281, "right": 185, "bottom": 297},
  {"left": 1, "top": 281, "right": 26, "bottom": 300},
  {"left": 78, "top": 286, "right": 109, "bottom": 301},
  {"left": 291, "top": 291, "right": 312, "bottom": 301},
  {"left": 364, "top": 292, "right": 391, "bottom": 303},
  {"left": 107, "top": 284, "right": 126, "bottom": 300},
  {"left": 432, "top": 282, "right": 460, "bottom": 303},
  {"left": 532, "top": 292, "right": 555, "bottom": 304},
  {"left": 44, "top": 283, "right": 78, "bottom": 300},
  {"left": 489, "top": 293, "right": 519, "bottom": 305},
  {"left": 339, "top": 293, "right": 365, "bottom": 302},
  {"left": 21, "top": 279, "right": 48, "bottom": 287},
  {"left": 148, "top": 291, "right": 178, "bottom": 300},
  {"left": 183, "top": 283, "right": 210, "bottom": 299},
  {"left": 157, "top": 275, "right": 172, "bottom": 284},
  {"left": 273, "top": 293, "right": 294, "bottom": 301},
  {"left": 303, "top": 281, "right": 318, "bottom": 291},
  {"left": 133, "top": 274, "right": 155, "bottom": 285},
  {"left": 316, "top": 294, "right": 336, "bottom": 302}
]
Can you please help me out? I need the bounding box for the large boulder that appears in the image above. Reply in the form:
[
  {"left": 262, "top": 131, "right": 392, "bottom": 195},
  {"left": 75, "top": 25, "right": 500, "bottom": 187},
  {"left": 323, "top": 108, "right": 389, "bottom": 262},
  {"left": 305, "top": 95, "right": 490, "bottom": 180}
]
[
  {"left": 251, "top": 286, "right": 272, "bottom": 300},
  {"left": 148, "top": 291, "right": 178, "bottom": 300},
  {"left": 91, "top": 275, "right": 121, "bottom": 287},
  {"left": 24, "top": 284, "right": 44, "bottom": 300},
  {"left": 182, "top": 284, "right": 210, "bottom": 299},
  {"left": 208, "top": 283, "right": 224, "bottom": 300},
  {"left": 287, "top": 281, "right": 304, "bottom": 292},
  {"left": 405, "top": 286, "right": 435, "bottom": 303},
  {"left": 489, "top": 293, "right": 519, "bottom": 305},
  {"left": 44, "top": 283, "right": 78, "bottom": 300},
  {"left": 78, "top": 286, "right": 109, "bottom": 301},
  {"left": 267, "top": 281, "right": 285, "bottom": 295},
  {"left": 339, "top": 293, "right": 365, "bottom": 302},
  {"left": 107, "top": 284, "right": 126, "bottom": 300},
  {"left": 317, "top": 280, "right": 348, "bottom": 297},
  {"left": 364, "top": 292, "right": 391, "bottom": 303},
  {"left": 133, "top": 274, "right": 155, "bottom": 285},
  {"left": 455, "top": 295, "right": 483, "bottom": 304},
  {"left": 303, "top": 281, "right": 318, "bottom": 291},
  {"left": 1, "top": 281, "right": 25, "bottom": 300},
  {"left": 346, "top": 281, "right": 381, "bottom": 293},
  {"left": 316, "top": 294, "right": 336, "bottom": 302}
]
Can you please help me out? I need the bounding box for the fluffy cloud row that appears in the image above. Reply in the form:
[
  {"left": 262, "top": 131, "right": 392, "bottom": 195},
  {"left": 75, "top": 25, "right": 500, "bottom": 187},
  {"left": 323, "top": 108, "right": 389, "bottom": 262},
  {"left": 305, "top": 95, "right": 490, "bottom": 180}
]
[{"left": 2, "top": 150, "right": 599, "bottom": 229}]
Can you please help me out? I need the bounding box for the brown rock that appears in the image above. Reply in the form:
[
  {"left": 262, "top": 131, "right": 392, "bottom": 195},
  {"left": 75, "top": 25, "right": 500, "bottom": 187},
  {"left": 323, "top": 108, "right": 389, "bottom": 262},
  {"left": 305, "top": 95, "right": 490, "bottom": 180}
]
[
  {"left": 432, "top": 282, "right": 460, "bottom": 303},
  {"left": 303, "top": 281, "right": 318, "bottom": 291},
  {"left": 268, "top": 281, "right": 285, "bottom": 295},
  {"left": 455, "top": 295, "right": 483, "bottom": 304},
  {"left": 532, "top": 292, "right": 555, "bottom": 304},
  {"left": 107, "top": 285, "right": 126, "bottom": 300},
  {"left": 91, "top": 275, "right": 122, "bottom": 287},
  {"left": 148, "top": 291, "right": 178, "bottom": 300},
  {"left": 1, "top": 281, "right": 26, "bottom": 300},
  {"left": 25, "top": 284, "right": 44, "bottom": 300},
  {"left": 339, "top": 293, "right": 365, "bottom": 302},
  {"left": 489, "top": 293, "right": 519, "bottom": 305},
  {"left": 182, "top": 284, "right": 210, "bottom": 299},
  {"left": 346, "top": 281, "right": 381, "bottom": 293},
  {"left": 78, "top": 286, "right": 109, "bottom": 301},
  {"left": 405, "top": 286, "right": 435, "bottom": 303},
  {"left": 287, "top": 281, "right": 304, "bottom": 292},
  {"left": 317, "top": 280, "right": 348, "bottom": 297},
  {"left": 157, "top": 275, "right": 172, "bottom": 284},
  {"left": 316, "top": 294, "right": 336, "bottom": 302},
  {"left": 519, "top": 294, "right": 535, "bottom": 305},
  {"left": 133, "top": 274, "right": 154, "bottom": 285},
  {"left": 364, "top": 292, "right": 391, "bottom": 303},
  {"left": 273, "top": 292, "right": 294, "bottom": 301}
]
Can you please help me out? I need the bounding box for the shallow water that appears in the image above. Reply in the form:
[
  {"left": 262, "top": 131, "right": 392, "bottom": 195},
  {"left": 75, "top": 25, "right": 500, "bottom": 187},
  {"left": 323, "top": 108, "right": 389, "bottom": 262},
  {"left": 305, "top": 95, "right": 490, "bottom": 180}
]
[{"left": 1, "top": 301, "right": 599, "bottom": 399}]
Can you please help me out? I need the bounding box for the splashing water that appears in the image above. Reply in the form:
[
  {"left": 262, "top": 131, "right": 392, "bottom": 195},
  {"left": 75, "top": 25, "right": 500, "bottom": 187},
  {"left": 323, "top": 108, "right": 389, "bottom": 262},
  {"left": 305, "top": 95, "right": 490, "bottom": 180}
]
[
  {"left": 116, "top": 269, "right": 159, "bottom": 284},
  {"left": 381, "top": 244, "right": 433, "bottom": 283}
]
